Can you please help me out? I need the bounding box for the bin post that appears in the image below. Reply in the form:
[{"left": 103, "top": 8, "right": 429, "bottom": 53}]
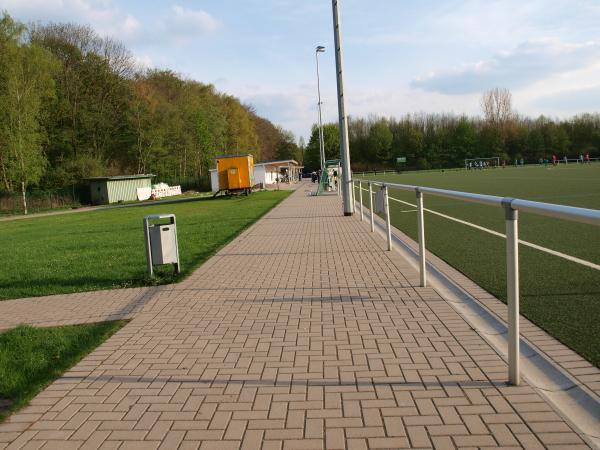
[
  {"left": 143, "top": 216, "right": 153, "bottom": 276},
  {"left": 171, "top": 215, "right": 181, "bottom": 274},
  {"left": 369, "top": 182, "right": 374, "bottom": 232},
  {"left": 384, "top": 185, "right": 392, "bottom": 251},
  {"left": 416, "top": 189, "right": 427, "bottom": 287},
  {"left": 504, "top": 202, "right": 520, "bottom": 386}
]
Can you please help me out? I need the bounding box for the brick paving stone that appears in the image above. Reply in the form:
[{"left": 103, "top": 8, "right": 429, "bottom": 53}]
[
  {"left": 0, "top": 183, "right": 594, "bottom": 449},
  {"left": 406, "top": 425, "right": 432, "bottom": 448}
]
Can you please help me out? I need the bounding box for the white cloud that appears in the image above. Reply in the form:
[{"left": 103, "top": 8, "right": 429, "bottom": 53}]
[
  {"left": 0, "top": 0, "right": 141, "bottom": 40},
  {"left": 531, "top": 86, "right": 600, "bottom": 114},
  {"left": 514, "top": 60, "right": 600, "bottom": 117},
  {"left": 411, "top": 39, "right": 600, "bottom": 95},
  {"left": 164, "top": 5, "right": 221, "bottom": 38},
  {"left": 132, "top": 53, "right": 153, "bottom": 69},
  {"left": 346, "top": 86, "right": 481, "bottom": 121},
  {"left": 427, "top": 0, "right": 544, "bottom": 46}
]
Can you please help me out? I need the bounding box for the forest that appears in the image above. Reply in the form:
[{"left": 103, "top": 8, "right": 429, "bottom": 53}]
[{"left": 0, "top": 13, "right": 299, "bottom": 205}]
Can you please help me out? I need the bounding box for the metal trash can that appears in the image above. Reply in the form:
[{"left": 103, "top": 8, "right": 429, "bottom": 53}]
[{"left": 143, "top": 214, "right": 180, "bottom": 276}]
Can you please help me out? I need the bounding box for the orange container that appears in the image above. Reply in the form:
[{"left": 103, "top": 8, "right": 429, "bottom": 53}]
[{"left": 216, "top": 155, "right": 254, "bottom": 191}]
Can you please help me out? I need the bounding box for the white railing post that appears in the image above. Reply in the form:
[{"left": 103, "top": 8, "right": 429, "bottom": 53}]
[
  {"left": 384, "top": 185, "right": 392, "bottom": 251},
  {"left": 359, "top": 180, "right": 364, "bottom": 221},
  {"left": 416, "top": 189, "right": 427, "bottom": 287},
  {"left": 369, "top": 182, "right": 374, "bottom": 232},
  {"left": 504, "top": 202, "right": 520, "bottom": 386}
]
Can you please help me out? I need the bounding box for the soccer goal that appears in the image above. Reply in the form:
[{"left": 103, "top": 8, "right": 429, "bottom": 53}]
[{"left": 465, "top": 157, "right": 500, "bottom": 169}]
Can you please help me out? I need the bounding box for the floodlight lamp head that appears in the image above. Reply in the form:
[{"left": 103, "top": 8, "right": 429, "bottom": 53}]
[{"left": 316, "top": 46, "right": 325, "bottom": 53}]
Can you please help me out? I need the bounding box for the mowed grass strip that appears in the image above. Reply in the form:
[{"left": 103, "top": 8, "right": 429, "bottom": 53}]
[
  {"left": 0, "top": 190, "right": 291, "bottom": 300},
  {"left": 359, "top": 164, "right": 600, "bottom": 367},
  {"left": 0, "top": 321, "right": 127, "bottom": 421}
]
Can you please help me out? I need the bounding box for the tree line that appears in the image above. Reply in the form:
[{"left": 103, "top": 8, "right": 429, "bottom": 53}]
[
  {"left": 0, "top": 13, "right": 300, "bottom": 199},
  {"left": 304, "top": 88, "right": 600, "bottom": 171}
]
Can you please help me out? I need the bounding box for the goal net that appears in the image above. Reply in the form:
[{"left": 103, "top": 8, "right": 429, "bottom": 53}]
[{"left": 465, "top": 157, "right": 500, "bottom": 169}]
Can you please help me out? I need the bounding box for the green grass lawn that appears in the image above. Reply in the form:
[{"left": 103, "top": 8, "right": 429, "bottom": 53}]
[
  {"left": 0, "top": 321, "right": 126, "bottom": 421},
  {"left": 0, "top": 191, "right": 290, "bottom": 300},
  {"left": 357, "top": 164, "right": 600, "bottom": 367}
]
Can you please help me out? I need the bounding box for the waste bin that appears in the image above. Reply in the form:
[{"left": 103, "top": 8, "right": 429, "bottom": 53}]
[{"left": 143, "top": 214, "right": 180, "bottom": 276}]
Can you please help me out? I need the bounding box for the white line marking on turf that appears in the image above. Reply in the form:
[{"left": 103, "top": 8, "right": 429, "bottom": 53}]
[{"left": 362, "top": 189, "right": 600, "bottom": 271}]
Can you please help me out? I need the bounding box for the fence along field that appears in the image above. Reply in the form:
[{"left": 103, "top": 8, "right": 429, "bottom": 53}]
[{"left": 358, "top": 163, "right": 600, "bottom": 367}]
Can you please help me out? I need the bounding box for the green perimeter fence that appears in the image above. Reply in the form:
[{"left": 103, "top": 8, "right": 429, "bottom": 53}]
[
  {"left": 0, "top": 175, "right": 210, "bottom": 215},
  {"left": 0, "top": 186, "right": 87, "bottom": 215}
]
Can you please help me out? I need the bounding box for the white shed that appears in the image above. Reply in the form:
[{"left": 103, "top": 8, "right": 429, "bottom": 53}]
[{"left": 254, "top": 160, "right": 302, "bottom": 187}]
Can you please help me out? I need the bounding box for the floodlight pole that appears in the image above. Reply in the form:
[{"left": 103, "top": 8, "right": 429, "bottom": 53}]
[
  {"left": 315, "top": 47, "right": 326, "bottom": 173},
  {"left": 332, "top": 0, "right": 354, "bottom": 215}
]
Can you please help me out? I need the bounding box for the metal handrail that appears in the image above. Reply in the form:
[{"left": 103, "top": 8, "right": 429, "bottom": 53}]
[
  {"left": 363, "top": 180, "right": 600, "bottom": 225},
  {"left": 354, "top": 179, "right": 600, "bottom": 386}
]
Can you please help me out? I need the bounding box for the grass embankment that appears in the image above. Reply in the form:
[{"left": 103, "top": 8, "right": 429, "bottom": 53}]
[
  {"left": 0, "top": 321, "right": 126, "bottom": 421},
  {"left": 359, "top": 164, "right": 600, "bottom": 367},
  {"left": 0, "top": 191, "right": 290, "bottom": 300}
]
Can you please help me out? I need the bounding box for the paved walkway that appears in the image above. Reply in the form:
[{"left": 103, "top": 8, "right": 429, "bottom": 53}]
[
  {"left": 0, "top": 288, "right": 156, "bottom": 331},
  {"left": 0, "top": 184, "right": 596, "bottom": 449}
]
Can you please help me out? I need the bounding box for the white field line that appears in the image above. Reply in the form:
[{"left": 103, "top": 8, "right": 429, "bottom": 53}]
[{"left": 360, "top": 188, "right": 600, "bottom": 271}]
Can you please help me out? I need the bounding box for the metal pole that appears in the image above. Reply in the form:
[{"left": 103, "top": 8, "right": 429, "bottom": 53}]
[
  {"left": 416, "top": 189, "right": 427, "bottom": 287},
  {"left": 316, "top": 49, "right": 325, "bottom": 173},
  {"left": 172, "top": 215, "right": 181, "bottom": 274},
  {"left": 359, "top": 180, "right": 363, "bottom": 221},
  {"left": 384, "top": 185, "right": 392, "bottom": 251},
  {"left": 332, "top": 0, "right": 354, "bottom": 216},
  {"left": 505, "top": 204, "right": 520, "bottom": 385},
  {"left": 369, "top": 182, "right": 374, "bottom": 232},
  {"left": 143, "top": 218, "right": 153, "bottom": 277}
]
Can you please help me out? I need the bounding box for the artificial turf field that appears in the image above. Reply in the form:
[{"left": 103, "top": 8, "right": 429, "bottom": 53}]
[
  {"left": 0, "top": 190, "right": 290, "bottom": 300},
  {"left": 357, "top": 163, "right": 600, "bottom": 367}
]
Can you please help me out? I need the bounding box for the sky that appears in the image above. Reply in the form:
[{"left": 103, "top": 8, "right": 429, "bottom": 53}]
[{"left": 1, "top": 0, "right": 599, "bottom": 141}]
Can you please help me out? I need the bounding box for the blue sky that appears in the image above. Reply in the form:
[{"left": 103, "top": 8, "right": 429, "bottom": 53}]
[{"left": 2, "top": 0, "right": 599, "bottom": 141}]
